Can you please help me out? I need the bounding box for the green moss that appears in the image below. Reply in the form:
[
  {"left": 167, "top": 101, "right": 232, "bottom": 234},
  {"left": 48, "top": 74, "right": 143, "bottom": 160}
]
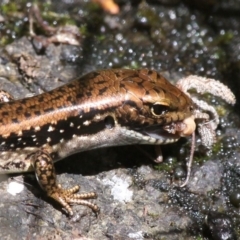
[
  {"left": 0, "top": 1, "right": 29, "bottom": 45},
  {"left": 154, "top": 162, "right": 173, "bottom": 172},
  {"left": 0, "top": 1, "right": 84, "bottom": 47},
  {"left": 212, "top": 31, "right": 234, "bottom": 46},
  {"left": 1, "top": 2, "right": 20, "bottom": 14},
  {"left": 211, "top": 140, "right": 222, "bottom": 154},
  {"left": 130, "top": 61, "right": 141, "bottom": 69},
  {"left": 79, "top": 24, "right": 87, "bottom": 36},
  {"left": 147, "top": 212, "right": 160, "bottom": 219},
  {"left": 216, "top": 105, "right": 229, "bottom": 117},
  {"left": 154, "top": 157, "right": 178, "bottom": 172}
]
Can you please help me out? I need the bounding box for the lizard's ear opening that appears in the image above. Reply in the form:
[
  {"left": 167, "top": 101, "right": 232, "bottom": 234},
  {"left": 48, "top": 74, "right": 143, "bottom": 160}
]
[{"left": 104, "top": 116, "right": 115, "bottom": 129}]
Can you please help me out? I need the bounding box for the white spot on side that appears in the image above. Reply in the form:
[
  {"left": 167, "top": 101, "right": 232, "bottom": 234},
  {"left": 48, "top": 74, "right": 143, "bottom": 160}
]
[
  {"left": 79, "top": 115, "right": 83, "bottom": 118},
  {"left": 47, "top": 137, "right": 51, "bottom": 142},
  {"left": 60, "top": 129, "right": 64, "bottom": 133},
  {"left": 70, "top": 122, "right": 74, "bottom": 127},
  {"left": 60, "top": 138, "right": 64, "bottom": 143},
  {"left": 35, "top": 126, "right": 41, "bottom": 131},
  {"left": 48, "top": 125, "right": 55, "bottom": 132},
  {"left": 7, "top": 181, "right": 24, "bottom": 196},
  {"left": 31, "top": 135, "right": 36, "bottom": 138},
  {"left": 83, "top": 120, "right": 90, "bottom": 126},
  {"left": 22, "top": 147, "right": 40, "bottom": 151},
  {"left": 77, "top": 125, "right": 81, "bottom": 129},
  {"left": 23, "top": 142, "right": 26, "bottom": 145},
  {"left": 72, "top": 134, "right": 77, "bottom": 138},
  {"left": 33, "top": 138, "right": 37, "bottom": 142},
  {"left": 94, "top": 114, "right": 101, "bottom": 120},
  {"left": 17, "top": 138, "right": 22, "bottom": 141},
  {"left": 10, "top": 144, "right": 14, "bottom": 147},
  {"left": 17, "top": 130, "right": 23, "bottom": 136},
  {"left": 3, "top": 134, "right": 10, "bottom": 138},
  {"left": 1, "top": 142, "right": 5, "bottom": 145}
]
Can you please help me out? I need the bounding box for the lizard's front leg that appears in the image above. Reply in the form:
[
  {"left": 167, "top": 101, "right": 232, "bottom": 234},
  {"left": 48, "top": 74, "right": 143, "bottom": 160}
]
[{"left": 30, "top": 149, "right": 99, "bottom": 215}]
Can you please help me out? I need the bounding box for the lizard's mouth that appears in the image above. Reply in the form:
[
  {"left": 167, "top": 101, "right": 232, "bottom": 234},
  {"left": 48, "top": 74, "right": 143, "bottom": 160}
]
[
  {"left": 163, "top": 115, "right": 196, "bottom": 137},
  {"left": 139, "top": 115, "right": 196, "bottom": 144},
  {"left": 142, "top": 126, "right": 180, "bottom": 140}
]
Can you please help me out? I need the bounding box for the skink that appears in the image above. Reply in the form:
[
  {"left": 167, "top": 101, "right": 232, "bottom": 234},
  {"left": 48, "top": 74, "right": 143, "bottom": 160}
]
[{"left": 0, "top": 69, "right": 195, "bottom": 215}]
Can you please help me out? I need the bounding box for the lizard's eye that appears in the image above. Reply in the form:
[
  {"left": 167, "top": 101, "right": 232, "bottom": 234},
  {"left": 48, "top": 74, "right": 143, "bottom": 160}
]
[{"left": 151, "top": 103, "right": 169, "bottom": 116}]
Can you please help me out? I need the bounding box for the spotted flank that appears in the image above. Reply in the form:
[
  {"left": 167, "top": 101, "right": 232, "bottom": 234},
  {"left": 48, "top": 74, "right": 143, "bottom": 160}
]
[{"left": 0, "top": 69, "right": 202, "bottom": 215}]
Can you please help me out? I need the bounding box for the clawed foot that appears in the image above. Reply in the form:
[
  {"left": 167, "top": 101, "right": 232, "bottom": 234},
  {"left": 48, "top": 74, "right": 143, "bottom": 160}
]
[{"left": 49, "top": 184, "right": 99, "bottom": 216}]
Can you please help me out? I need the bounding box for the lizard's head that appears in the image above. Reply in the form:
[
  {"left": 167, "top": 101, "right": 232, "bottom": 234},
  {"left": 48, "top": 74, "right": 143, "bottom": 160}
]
[{"left": 113, "top": 69, "right": 196, "bottom": 144}]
